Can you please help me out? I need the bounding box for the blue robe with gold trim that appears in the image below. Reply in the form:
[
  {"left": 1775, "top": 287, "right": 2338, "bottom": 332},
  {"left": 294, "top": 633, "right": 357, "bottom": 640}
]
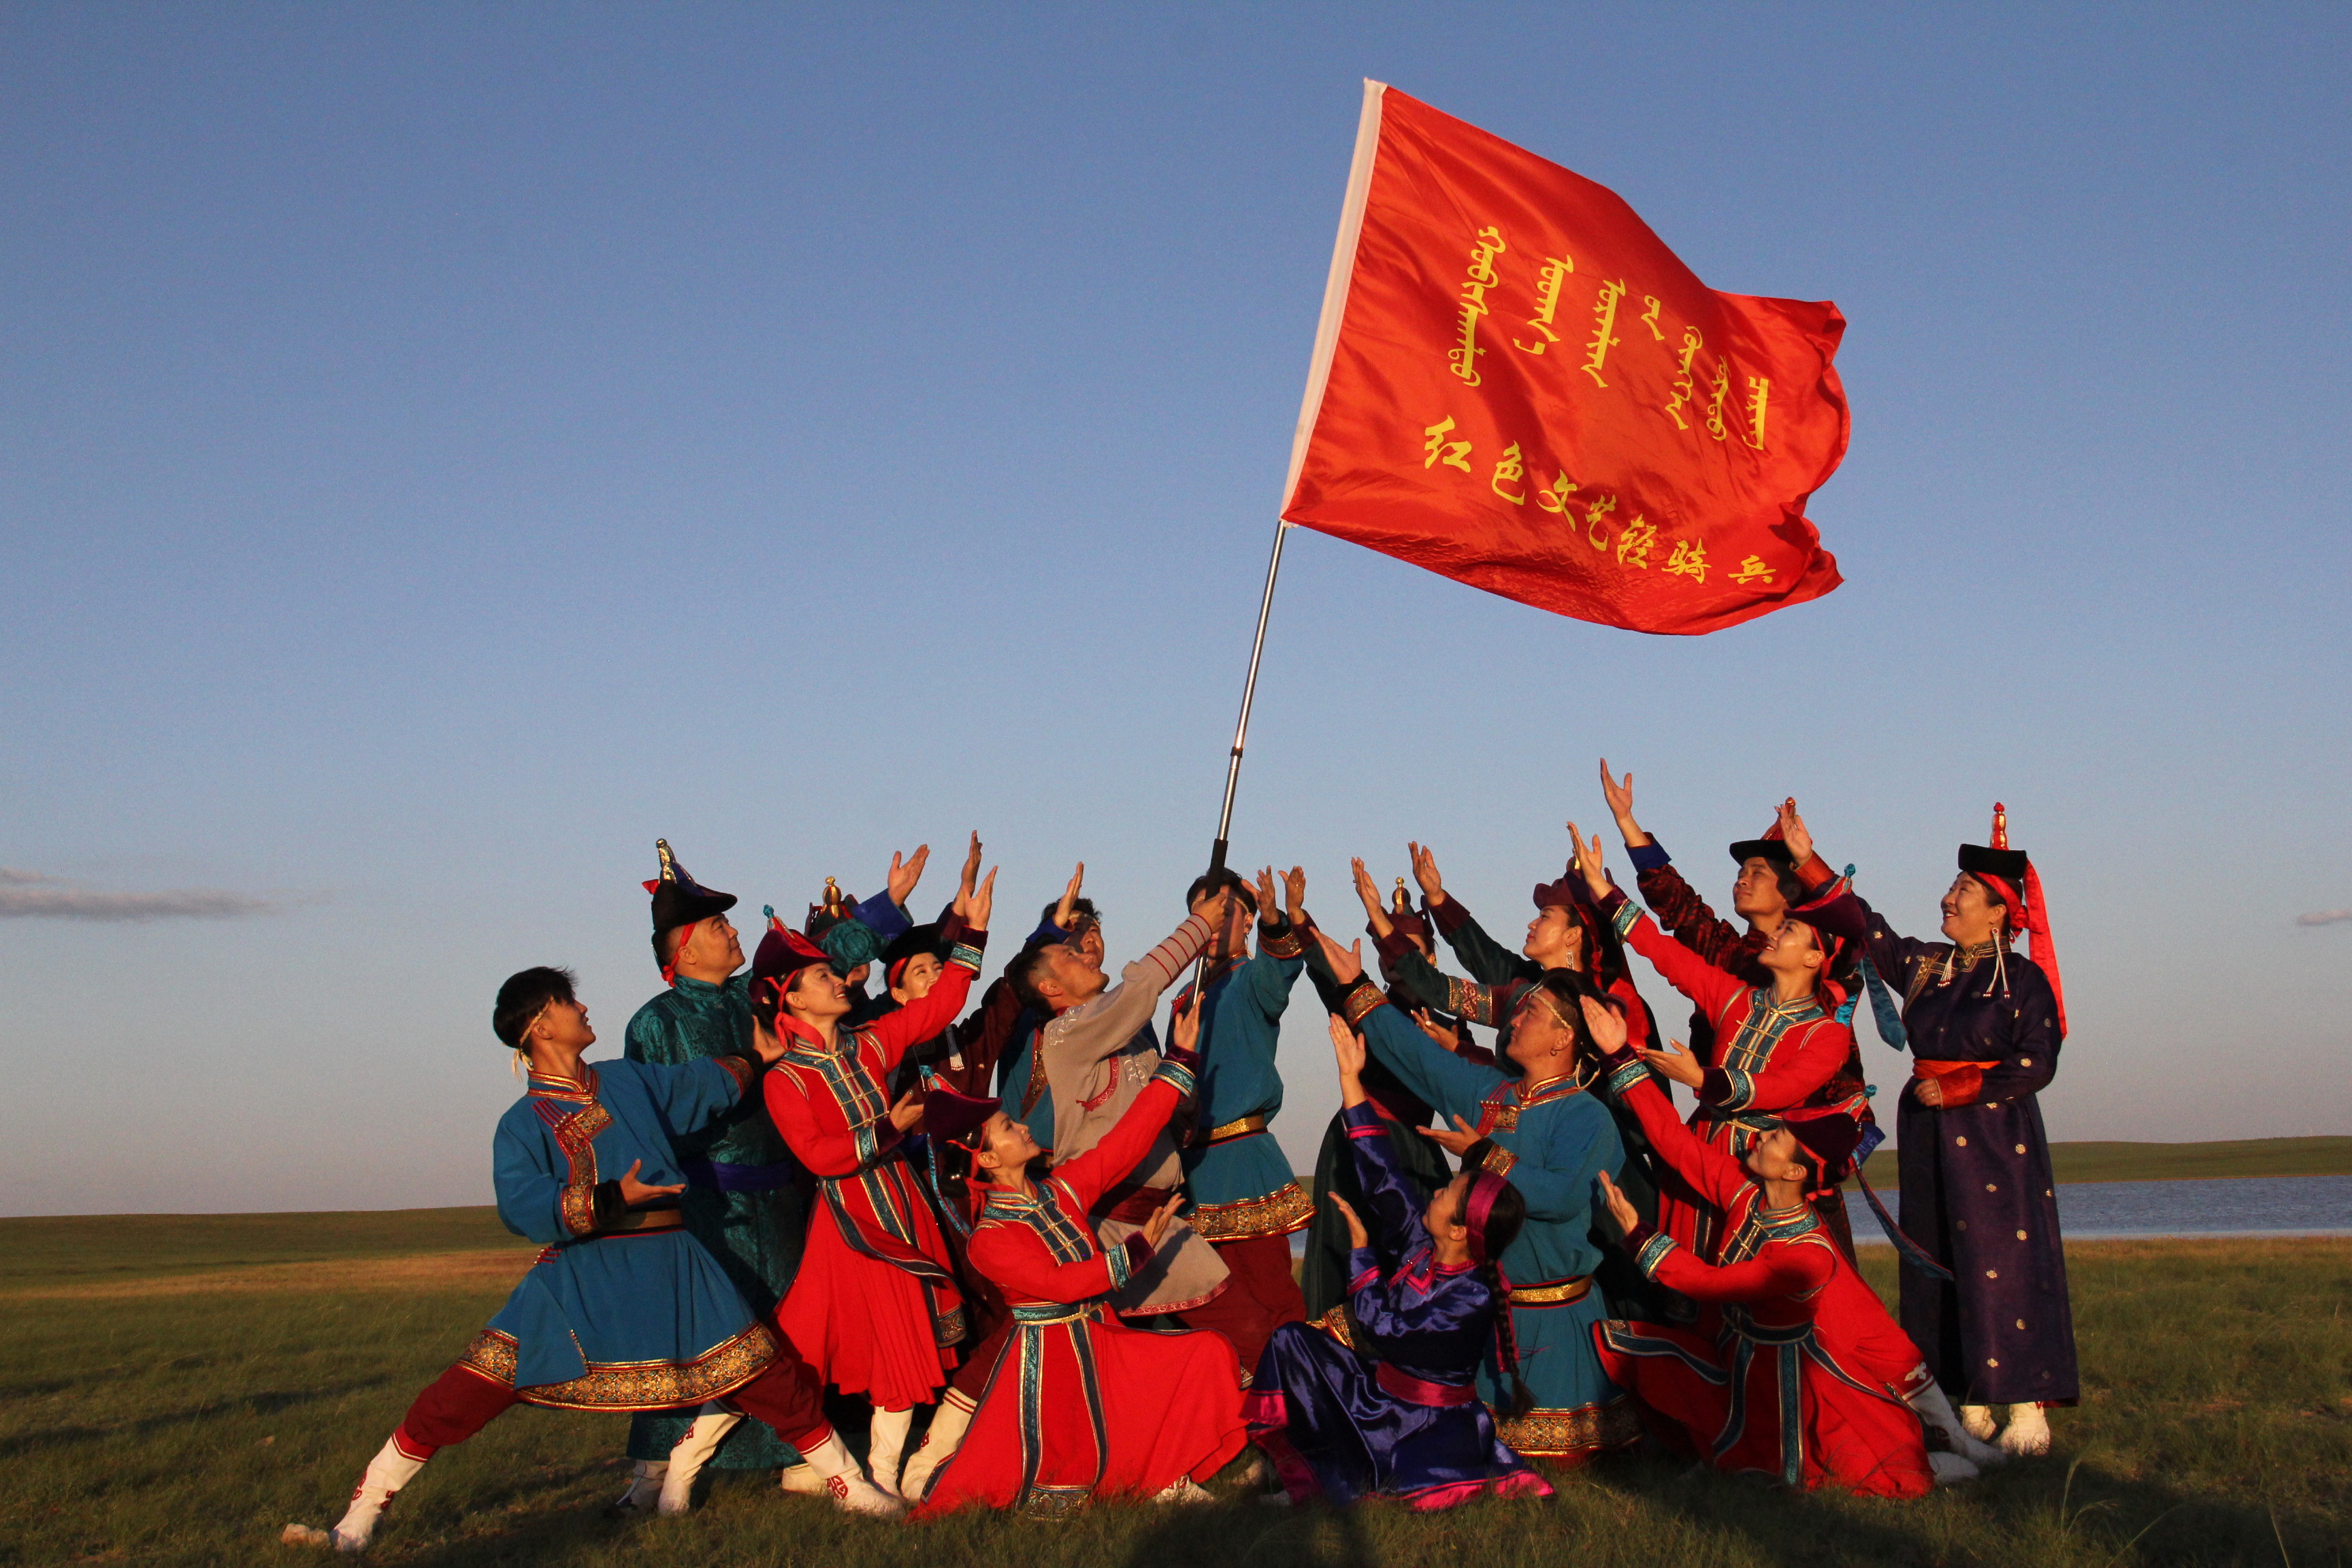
[{"left": 455, "top": 1059, "right": 780, "bottom": 1410}]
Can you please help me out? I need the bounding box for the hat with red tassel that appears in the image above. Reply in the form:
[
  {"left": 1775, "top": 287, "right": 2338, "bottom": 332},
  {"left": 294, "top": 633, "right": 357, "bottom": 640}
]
[
  {"left": 1957, "top": 803, "right": 2066, "bottom": 1033},
  {"left": 644, "top": 839, "right": 737, "bottom": 983}
]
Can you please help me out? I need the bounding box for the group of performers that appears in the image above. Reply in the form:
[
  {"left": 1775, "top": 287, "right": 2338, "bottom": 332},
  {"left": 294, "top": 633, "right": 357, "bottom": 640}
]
[{"left": 287, "top": 762, "right": 2078, "bottom": 1550}]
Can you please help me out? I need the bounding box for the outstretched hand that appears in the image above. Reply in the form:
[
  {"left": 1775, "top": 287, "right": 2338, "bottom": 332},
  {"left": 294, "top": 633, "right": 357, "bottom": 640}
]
[
  {"left": 1408, "top": 841, "right": 1446, "bottom": 905},
  {"left": 888, "top": 1086, "right": 927, "bottom": 1132},
  {"left": 1580, "top": 994, "right": 1629, "bottom": 1054},
  {"left": 1326, "top": 1012, "right": 1367, "bottom": 1081},
  {"left": 1642, "top": 1038, "right": 1704, "bottom": 1089},
  {"left": 1140, "top": 1191, "right": 1186, "bottom": 1249},
  {"left": 1282, "top": 865, "right": 1308, "bottom": 926},
  {"left": 617, "top": 1160, "right": 685, "bottom": 1207},
  {"left": 886, "top": 845, "right": 930, "bottom": 906},
  {"left": 966, "top": 867, "right": 996, "bottom": 932},
  {"left": 1411, "top": 1008, "right": 1462, "bottom": 1052},
  {"left": 1311, "top": 926, "right": 1365, "bottom": 984},
  {"left": 1567, "top": 821, "right": 1611, "bottom": 898},
  {"left": 1595, "top": 1170, "right": 1642, "bottom": 1237},
  {"left": 1418, "top": 1114, "right": 1482, "bottom": 1156},
  {"left": 1328, "top": 1192, "right": 1371, "bottom": 1252},
  {"left": 1051, "top": 863, "right": 1085, "bottom": 931},
  {"left": 1776, "top": 798, "right": 1815, "bottom": 866},
  {"left": 1255, "top": 866, "right": 1281, "bottom": 927},
  {"left": 1599, "top": 758, "right": 1649, "bottom": 845},
  {"left": 1350, "top": 858, "right": 1392, "bottom": 936},
  {"left": 953, "top": 832, "right": 983, "bottom": 907}
]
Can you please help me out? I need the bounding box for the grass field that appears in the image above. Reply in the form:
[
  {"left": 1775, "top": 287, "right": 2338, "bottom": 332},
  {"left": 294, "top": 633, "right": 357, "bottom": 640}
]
[{"left": 2, "top": 1211, "right": 2347, "bottom": 1568}]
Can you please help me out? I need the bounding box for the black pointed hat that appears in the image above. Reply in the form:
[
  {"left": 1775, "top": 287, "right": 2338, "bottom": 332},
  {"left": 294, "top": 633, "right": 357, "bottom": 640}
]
[
  {"left": 1727, "top": 819, "right": 1795, "bottom": 866},
  {"left": 644, "top": 838, "right": 737, "bottom": 936}
]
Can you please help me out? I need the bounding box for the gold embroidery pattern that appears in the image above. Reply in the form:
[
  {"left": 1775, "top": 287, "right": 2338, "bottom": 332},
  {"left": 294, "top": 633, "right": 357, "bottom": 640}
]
[
  {"left": 513, "top": 1322, "right": 779, "bottom": 1411},
  {"left": 1497, "top": 1396, "right": 1641, "bottom": 1458},
  {"left": 457, "top": 1328, "right": 521, "bottom": 1385},
  {"left": 1480, "top": 1145, "right": 1520, "bottom": 1178},
  {"left": 548, "top": 1101, "right": 612, "bottom": 1237},
  {"left": 1186, "top": 1181, "right": 1315, "bottom": 1241},
  {"left": 1507, "top": 1275, "right": 1593, "bottom": 1306},
  {"left": 1340, "top": 981, "right": 1386, "bottom": 1028},
  {"left": 1311, "top": 1305, "right": 1359, "bottom": 1350}
]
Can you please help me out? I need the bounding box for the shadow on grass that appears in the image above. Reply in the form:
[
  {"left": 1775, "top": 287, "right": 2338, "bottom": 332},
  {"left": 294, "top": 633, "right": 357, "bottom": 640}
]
[
  {"left": 0, "top": 1380, "right": 394, "bottom": 1460},
  {"left": 1578, "top": 1443, "right": 2336, "bottom": 1568}
]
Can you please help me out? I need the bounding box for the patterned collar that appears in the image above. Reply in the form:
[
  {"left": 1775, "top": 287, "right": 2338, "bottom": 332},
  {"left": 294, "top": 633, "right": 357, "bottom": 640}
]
[
  {"left": 1514, "top": 1071, "right": 1584, "bottom": 1107},
  {"left": 526, "top": 1066, "right": 598, "bottom": 1102}
]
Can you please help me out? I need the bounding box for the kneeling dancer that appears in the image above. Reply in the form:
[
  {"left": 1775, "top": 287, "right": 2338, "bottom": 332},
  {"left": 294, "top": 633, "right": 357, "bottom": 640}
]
[
  {"left": 285, "top": 966, "right": 882, "bottom": 1552},
  {"left": 913, "top": 1009, "right": 1246, "bottom": 1517},
  {"left": 1248, "top": 1013, "right": 1552, "bottom": 1510},
  {"left": 1582, "top": 991, "right": 1987, "bottom": 1497}
]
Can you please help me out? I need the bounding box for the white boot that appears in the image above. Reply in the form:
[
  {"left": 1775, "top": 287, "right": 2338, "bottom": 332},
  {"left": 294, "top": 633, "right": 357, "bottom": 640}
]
[
  {"left": 1997, "top": 1401, "right": 2052, "bottom": 1457},
  {"left": 615, "top": 1458, "right": 666, "bottom": 1512},
  {"left": 1909, "top": 1383, "right": 2005, "bottom": 1469},
  {"left": 1929, "top": 1451, "right": 1981, "bottom": 1487},
  {"left": 898, "top": 1394, "right": 975, "bottom": 1505},
  {"left": 866, "top": 1407, "right": 917, "bottom": 1498},
  {"left": 797, "top": 1430, "right": 903, "bottom": 1518},
  {"left": 780, "top": 1461, "right": 824, "bottom": 1496},
  {"left": 1152, "top": 1475, "right": 1215, "bottom": 1505},
  {"left": 280, "top": 1435, "right": 427, "bottom": 1552},
  {"left": 656, "top": 1407, "right": 744, "bottom": 1516},
  {"left": 1959, "top": 1403, "right": 1999, "bottom": 1441}
]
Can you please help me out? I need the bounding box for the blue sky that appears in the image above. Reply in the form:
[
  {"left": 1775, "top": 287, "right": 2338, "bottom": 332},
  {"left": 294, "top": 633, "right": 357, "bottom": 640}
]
[{"left": 3, "top": 3, "right": 2346, "bottom": 1215}]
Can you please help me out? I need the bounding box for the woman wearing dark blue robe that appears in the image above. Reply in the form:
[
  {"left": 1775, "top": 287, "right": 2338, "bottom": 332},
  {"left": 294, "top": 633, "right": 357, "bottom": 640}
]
[
  {"left": 1786, "top": 803, "right": 2076, "bottom": 1457},
  {"left": 1245, "top": 1015, "right": 1552, "bottom": 1511}
]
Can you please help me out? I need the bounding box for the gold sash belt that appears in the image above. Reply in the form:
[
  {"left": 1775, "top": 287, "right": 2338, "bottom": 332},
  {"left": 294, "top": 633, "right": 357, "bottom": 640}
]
[
  {"left": 1507, "top": 1275, "right": 1593, "bottom": 1307},
  {"left": 1191, "top": 1113, "right": 1270, "bottom": 1148}
]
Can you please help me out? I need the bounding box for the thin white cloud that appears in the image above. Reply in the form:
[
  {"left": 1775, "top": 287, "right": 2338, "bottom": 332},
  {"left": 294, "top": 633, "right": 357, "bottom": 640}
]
[
  {"left": 0, "top": 868, "right": 302, "bottom": 921},
  {"left": 2298, "top": 909, "right": 2352, "bottom": 927}
]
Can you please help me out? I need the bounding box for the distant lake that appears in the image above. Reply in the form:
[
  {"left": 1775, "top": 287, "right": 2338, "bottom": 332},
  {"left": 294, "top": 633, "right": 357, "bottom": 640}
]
[{"left": 1845, "top": 1173, "right": 2352, "bottom": 1241}]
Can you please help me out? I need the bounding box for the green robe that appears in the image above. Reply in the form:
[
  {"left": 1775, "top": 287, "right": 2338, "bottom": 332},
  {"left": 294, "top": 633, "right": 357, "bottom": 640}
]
[{"left": 623, "top": 973, "right": 808, "bottom": 1469}]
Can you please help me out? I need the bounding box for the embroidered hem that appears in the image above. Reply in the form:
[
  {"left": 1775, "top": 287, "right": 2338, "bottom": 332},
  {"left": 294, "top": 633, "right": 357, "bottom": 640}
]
[
  {"left": 1495, "top": 1396, "right": 1642, "bottom": 1458},
  {"left": 459, "top": 1322, "right": 779, "bottom": 1411}
]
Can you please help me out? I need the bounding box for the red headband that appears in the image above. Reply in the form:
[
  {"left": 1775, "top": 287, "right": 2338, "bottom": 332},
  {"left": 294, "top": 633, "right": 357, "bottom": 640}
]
[
  {"left": 659, "top": 919, "right": 698, "bottom": 985},
  {"left": 1464, "top": 1169, "right": 1511, "bottom": 1264}
]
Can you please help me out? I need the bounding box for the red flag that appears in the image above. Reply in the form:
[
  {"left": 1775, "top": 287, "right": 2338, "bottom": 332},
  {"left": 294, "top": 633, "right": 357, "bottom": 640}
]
[{"left": 1280, "top": 83, "right": 1848, "bottom": 635}]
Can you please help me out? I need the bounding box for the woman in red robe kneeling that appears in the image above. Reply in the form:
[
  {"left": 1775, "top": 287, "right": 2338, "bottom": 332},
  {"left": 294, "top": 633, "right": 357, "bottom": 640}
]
[
  {"left": 1575, "top": 988, "right": 1980, "bottom": 1499},
  {"left": 911, "top": 1009, "right": 1246, "bottom": 1517}
]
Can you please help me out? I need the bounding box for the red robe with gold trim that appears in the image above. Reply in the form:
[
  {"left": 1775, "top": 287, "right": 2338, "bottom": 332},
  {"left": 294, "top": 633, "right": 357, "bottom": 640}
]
[
  {"left": 768, "top": 937, "right": 982, "bottom": 1409},
  {"left": 1595, "top": 1070, "right": 1933, "bottom": 1499},
  {"left": 1603, "top": 889, "right": 1861, "bottom": 1268},
  {"left": 914, "top": 1064, "right": 1246, "bottom": 1517}
]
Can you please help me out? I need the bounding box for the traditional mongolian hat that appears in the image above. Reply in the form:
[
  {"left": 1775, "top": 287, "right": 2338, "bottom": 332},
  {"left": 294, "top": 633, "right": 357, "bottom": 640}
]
[
  {"left": 806, "top": 877, "right": 888, "bottom": 976},
  {"left": 1727, "top": 819, "right": 1795, "bottom": 867},
  {"left": 880, "top": 921, "right": 949, "bottom": 991},
  {"left": 922, "top": 1083, "right": 1002, "bottom": 1145},
  {"left": 644, "top": 839, "right": 736, "bottom": 983},
  {"left": 1371, "top": 878, "right": 1431, "bottom": 947},
  {"left": 751, "top": 906, "right": 832, "bottom": 1002},
  {"left": 1957, "top": 803, "right": 2066, "bottom": 1032},
  {"left": 1782, "top": 1111, "right": 1863, "bottom": 1186}
]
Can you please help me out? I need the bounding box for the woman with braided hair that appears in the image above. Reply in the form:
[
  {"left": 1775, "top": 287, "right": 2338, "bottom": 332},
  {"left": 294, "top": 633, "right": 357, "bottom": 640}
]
[{"left": 1247, "top": 1011, "right": 1552, "bottom": 1509}]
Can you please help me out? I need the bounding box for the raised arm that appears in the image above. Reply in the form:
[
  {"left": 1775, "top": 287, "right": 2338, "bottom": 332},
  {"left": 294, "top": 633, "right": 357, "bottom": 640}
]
[
  {"left": 637, "top": 1054, "right": 757, "bottom": 1135},
  {"left": 1050, "top": 1067, "right": 1192, "bottom": 1210},
  {"left": 1631, "top": 1228, "right": 1834, "bottom": 1305},
  {"left": 1587, "top": 1005, "right": 1749, "bottom": 1211},
  {"left": 1045, "top": 913, "right": 1213, "bottom": 1076},
  {"left": 1428, "top": 895, "right": 1536, "bottom": 987},
  {"left": 861, "top": 929, "right": 986, "bottom": 1070},
  {"left": 1778, "top": 805, "right": 1942, "bottom": 991}
]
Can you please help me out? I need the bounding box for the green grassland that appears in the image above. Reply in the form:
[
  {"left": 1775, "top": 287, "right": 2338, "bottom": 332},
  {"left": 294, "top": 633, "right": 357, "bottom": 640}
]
[
  {"left": 2041, "top": 1138, "right": 2352, "bottom": 1186},
  {"left": 1, "top": 1213, "right": 2347, "bottom": 1568}
]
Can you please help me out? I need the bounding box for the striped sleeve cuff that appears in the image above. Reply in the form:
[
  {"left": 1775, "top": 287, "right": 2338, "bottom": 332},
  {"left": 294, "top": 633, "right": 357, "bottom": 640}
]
[
  {"left": 947, "top": 932, "right": 986, "bottom": 973},
  {"left": 1702, "top": 1065, "right": 1755, "bottom": 1111},
  {"left": 1150, "top": 1056, "right": 1198, "bottom": 1100},
  {"left": 1635, "top": 1230, "right": 1679, "bottom": 1278},
  {"left": 1610, "top": 898, "right": 1642, "bottom": 941},
  {"left": 1605, "top": 1059, "right": 1651, "bottom": 1099},
  {"left": 1338, "top": 976, "right": 1386, "bottom": 1028},
  {"left": 1258, "top": 917, "right": 1304, "bottom": 960}
]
